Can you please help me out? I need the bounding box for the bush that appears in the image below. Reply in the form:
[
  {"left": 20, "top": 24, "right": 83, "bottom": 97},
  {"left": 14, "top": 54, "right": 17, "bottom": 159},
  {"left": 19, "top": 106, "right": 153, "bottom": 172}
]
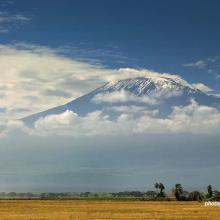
[
  {"left": 188, "top": 191, "right": 202, "bottom": 201},
  {"left": 210, "top": 191, "right": 220, "bottom": 201}
]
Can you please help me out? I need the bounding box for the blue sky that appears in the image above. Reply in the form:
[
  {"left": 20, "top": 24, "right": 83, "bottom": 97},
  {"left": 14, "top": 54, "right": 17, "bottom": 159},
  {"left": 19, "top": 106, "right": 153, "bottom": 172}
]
[{"left": 1, "top": 0, "right": 220, "bottom": 90}]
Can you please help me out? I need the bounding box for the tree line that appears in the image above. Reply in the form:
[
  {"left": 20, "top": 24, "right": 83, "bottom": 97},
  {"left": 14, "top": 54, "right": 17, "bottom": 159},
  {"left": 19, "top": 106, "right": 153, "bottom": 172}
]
[
  {"left": 153, "top": 182, "right": 219, "bottom": 201},
  {"left": 0, "top": 183, "right": 219, "bottom": 200}
]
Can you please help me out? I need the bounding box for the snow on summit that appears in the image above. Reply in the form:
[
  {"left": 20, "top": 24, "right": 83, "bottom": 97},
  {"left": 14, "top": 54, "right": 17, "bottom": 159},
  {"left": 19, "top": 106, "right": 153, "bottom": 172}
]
[
  {"left": 101, "top": 76, "right": 195, "bottom": 96},
  {"left": 22, "top": 72, "right": 220, "bottom": 125}
]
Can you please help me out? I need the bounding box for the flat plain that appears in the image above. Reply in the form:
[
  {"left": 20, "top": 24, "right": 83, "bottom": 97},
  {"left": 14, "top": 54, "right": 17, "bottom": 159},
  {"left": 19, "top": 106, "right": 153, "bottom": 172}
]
[{"left": 0, "top": 200, "right": 219, "bottom": 220}]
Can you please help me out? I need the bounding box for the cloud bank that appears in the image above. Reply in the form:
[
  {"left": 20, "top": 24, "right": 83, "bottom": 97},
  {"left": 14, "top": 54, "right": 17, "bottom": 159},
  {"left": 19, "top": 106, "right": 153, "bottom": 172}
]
[
  {"left": 31, "top": 100, "right": 220, "bottom": 135},
  {"left": 2, "top": 100, "right": 220, "bottom": 138},
  {"left": 1, "top": 43, "right": 212, "bottom": 120},
  {"left": 0, "top": 43, "right": 217, "bottom": 138}
]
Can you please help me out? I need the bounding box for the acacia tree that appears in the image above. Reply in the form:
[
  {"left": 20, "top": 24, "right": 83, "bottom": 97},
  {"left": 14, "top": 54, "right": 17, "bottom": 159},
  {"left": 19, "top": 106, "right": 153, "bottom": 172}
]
[
  {"left": 154, "top": 182, "right": 165, "bottom": 197},
  {"left": 173, "top": 183, "right": 183, "bottom": 201}
]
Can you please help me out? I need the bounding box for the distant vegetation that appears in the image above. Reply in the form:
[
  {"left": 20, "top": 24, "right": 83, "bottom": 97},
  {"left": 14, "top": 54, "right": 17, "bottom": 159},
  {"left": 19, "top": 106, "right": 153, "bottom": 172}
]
[{"left": 0, "top": 183, "right": 219, "bottom": 201}]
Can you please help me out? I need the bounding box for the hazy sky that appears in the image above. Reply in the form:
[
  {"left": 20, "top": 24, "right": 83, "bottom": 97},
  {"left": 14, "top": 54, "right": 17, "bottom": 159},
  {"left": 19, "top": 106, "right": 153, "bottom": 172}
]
[{"left": 0, "top": 0, "right": 220, "bottom": 192}]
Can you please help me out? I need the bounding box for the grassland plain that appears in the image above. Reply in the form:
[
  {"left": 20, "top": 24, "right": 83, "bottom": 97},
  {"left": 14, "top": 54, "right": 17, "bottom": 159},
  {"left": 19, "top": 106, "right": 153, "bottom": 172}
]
[{"left": 0, "top": 200, "right": 219, "bottom": 220}]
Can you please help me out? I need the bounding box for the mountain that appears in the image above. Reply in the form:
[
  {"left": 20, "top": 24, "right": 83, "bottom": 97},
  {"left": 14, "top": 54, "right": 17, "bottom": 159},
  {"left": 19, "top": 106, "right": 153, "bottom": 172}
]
[{"left": 22, "top": 76, "right": 220, "bottom": 124}]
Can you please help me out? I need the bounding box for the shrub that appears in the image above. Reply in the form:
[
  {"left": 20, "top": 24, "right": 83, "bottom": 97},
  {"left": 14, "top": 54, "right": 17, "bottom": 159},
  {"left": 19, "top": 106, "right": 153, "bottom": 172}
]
[{"left": 188, "top": 191, "right": 202, "bottom": 201}]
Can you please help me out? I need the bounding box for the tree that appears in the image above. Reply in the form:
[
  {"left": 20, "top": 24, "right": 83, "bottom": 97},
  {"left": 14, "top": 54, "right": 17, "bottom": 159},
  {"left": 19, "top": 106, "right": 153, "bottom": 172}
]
[
  {"left": 173, "top": 183, "right": 183, "bottom": 201},
  {"left": 207, "top": 185, "right": 213, "bottom": 198},
  {"left": 154, "top": 182, "right": 165, "bottom": 197},
  {"left": 158, "top": 183, "right": 165, "bottom": 197},
  {"left": 154, "top": 182, "right": 159, "bottom": 192}
]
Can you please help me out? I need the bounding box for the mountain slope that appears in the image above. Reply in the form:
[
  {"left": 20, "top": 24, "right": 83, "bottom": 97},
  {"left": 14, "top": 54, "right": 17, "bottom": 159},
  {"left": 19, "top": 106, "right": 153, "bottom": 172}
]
[{"left": 22, "top": 76, "right": 220, "bottom": 124}]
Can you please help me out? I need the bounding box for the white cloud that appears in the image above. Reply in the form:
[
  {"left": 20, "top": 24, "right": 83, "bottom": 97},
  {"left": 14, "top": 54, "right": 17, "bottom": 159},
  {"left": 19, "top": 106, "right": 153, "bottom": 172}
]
[
  {"left": 92, "top": 87, "right": 182, "bottom": 105},
  {"left": 37, "top": 101, "right": 220, "bottom": 135},
  {"left": 2, "top": 100, "right": 220, "bottom": 137},
  {"left": 0, "top": 11, "right": 30, "bottom": 33},
  {"left": 192, "top": 83, "right": 213, "bottom": 92},
  {"left": 183, "top": 60, "right": 207, "bottom": 69},
  {"left": 167, "top": 100, "right": 220, "bottom": 133},
  {"left": 206, "top": 56, "right": 219, "bottom": 63},
  {"left": 0, "top": 43, "right": 214, "bottom": 123},
  {"left": 106, "top": 105, "right": 152, "bottom": 114},
  {"left": 31, "top": 110, "right": 117, "bottom": 137},
  {"left": 108, "top": 68, "right": 193, "bottom": 88},
  {"left": 0, "top": 43, "right": 113, "bottom": 119},
  {"left": 92, "top": 90, "right": 158, "bottom": 105}
]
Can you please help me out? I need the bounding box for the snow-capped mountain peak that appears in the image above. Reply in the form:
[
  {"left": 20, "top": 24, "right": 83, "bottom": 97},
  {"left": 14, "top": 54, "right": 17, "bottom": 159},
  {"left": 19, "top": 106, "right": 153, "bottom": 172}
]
[
  {"left": 22, "top": 76, "right": 220, "bottom": 124},
  {"left": 99, "top": 76, "right": 197, "bottom": 96}
]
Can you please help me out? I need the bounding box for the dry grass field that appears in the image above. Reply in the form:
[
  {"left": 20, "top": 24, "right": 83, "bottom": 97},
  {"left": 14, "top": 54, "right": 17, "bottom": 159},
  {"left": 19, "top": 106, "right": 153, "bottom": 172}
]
[{"left": 0, "top": 200, "right": 219, "bottom": 220}]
